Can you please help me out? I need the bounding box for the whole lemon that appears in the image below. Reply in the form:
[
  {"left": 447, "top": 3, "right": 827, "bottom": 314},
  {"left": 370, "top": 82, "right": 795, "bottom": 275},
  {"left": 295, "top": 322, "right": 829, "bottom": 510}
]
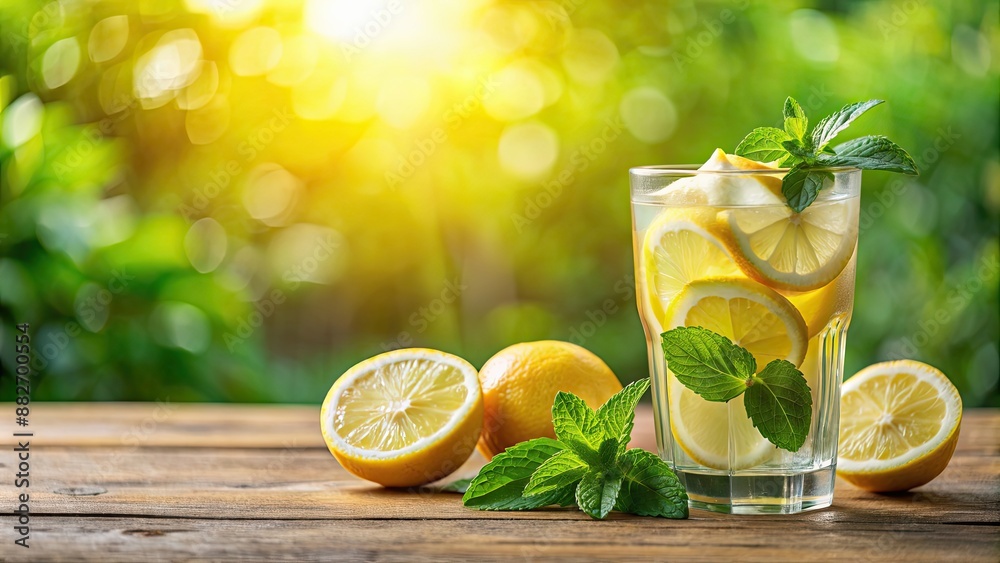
[{"left": 477, "top": 341, "right": 623, "bottom": 459}]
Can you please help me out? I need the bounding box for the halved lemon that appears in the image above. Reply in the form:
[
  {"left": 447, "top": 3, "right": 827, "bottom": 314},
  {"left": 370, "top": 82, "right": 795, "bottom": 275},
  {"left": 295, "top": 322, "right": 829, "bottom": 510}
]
[
  {"left": 664, "top": 277, "right": 809, "bottom": 469},
  {"left": 717, "top": 197, "right": 859, "bottom": 292},
  {"left": 838, "top": 360, "right": 963, "bottom": 492},
  {"left": 320, "top": 348, "right": 484, "bottom": 487},
  {"left": 640, "top": 208, "right": 742, "bottom": 327}
]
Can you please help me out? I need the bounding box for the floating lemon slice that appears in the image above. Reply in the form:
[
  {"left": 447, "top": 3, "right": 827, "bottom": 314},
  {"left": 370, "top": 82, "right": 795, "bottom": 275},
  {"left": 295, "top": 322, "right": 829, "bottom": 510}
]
[
  {"left": 838, "top": 360, "right": 962, "bottom": 492},
  {"left": 664, "top": 277, "right": 809, "bottom": 469},
  {"left": 640, "top": 208, "right": 743, "bottom": 327},
  {"left": 717, "top": 197, "right": 859, "bottom": 292},
  {"left": 648, "top": 149, "right": 784, "bottom": 206},
  {"left": 320, "top": 348, "right": 483, "bottom": 487}
]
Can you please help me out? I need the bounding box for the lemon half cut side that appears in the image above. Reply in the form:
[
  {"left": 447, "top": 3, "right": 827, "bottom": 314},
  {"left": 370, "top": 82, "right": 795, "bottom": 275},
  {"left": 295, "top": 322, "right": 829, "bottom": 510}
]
[
  {"left": 838, "top": 360, "right": 962, "bottom": 492},
  {"left": 320, "top": 348, "right": 484, "bottom": 488}
]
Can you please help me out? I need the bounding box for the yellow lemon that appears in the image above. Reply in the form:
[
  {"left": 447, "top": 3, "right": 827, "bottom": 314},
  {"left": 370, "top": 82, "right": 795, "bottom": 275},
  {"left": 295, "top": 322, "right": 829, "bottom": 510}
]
[
  {"left": 664, "top": 277, "right": 809, "bottom": 469},
  {"left": 640, "top": 207, "right": 743, "bottom": 329},
  {"left": 716, "top": 196, "right": 859, "bottom": 292},
  {"left": 649, "top": 149, "right": 784, "bottom": 206},
  {"left": 477, "top": 341, "right": 622, "bottom": 459},
  {"left": 838, "top": 360, "right": 963, "bottom": 493},
  {"left": 320, "top": 348, "right": 483, "bottom": 487}
]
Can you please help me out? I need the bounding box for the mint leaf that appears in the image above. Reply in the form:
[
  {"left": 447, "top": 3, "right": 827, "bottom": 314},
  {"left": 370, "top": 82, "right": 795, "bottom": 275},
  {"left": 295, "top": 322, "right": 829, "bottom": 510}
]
[
  {"left": 660, "top": 326, "right": 755, "bottom": 402},
  {"left": 466, "top": 383, "right": 692, "bottom": 519},
  {"left": 552, "top": 392, "right": 602, "bottom": 462},
  {"left": 615, "top": 449, "right": 688, "bottom": 519},
  {"left": 576, "top": 469, "right": 623, "bottom": 519},
  {"left": 811, "top": 99, "right": 884, "bottom": 150},
  {"left": 781, "top": 139, "right": 815, "bottom": 162},
  {"left": 783, "top": 97, "right": 807, "bottom": 141},
  {"left": 597, "top": 437, "right": 620, "bottom": 468},
  {"left": 522, "top": 450, "right": 587, "bottom": 498},
  {"left": 782, "top": 165, "right": 832, "bottom": 213},
  {"left": 744, "top": 360, "right": 813, "bottom": 452},
  {"left": 595, "top": 378, "right": 650, "bottom": 453},
  {"left": 817, "top": 135, "right": 918, "bottom": 175},
  {"left": 734, "top": 127, "right": 792, "bottom": 164},
  {"left": 463, "top": 438, "right": 566, "bottom": 510}
]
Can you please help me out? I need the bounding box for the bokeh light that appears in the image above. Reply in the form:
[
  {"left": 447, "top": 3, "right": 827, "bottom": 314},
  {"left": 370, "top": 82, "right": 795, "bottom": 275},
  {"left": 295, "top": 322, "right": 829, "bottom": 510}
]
[{"left": 0, "top": 0, "right": 996, "bottom": 408}]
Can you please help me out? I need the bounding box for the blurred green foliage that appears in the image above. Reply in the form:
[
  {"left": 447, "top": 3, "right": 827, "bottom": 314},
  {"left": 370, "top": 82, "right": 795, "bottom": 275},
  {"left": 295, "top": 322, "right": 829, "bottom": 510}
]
[{"left": 0, "top": 0, "right": 997, "bottom": 406}]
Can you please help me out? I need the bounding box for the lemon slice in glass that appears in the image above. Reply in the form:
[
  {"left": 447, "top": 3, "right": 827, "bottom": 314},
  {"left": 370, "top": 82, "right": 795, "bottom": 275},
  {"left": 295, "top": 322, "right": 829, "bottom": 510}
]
[
  {"left": 717, "top": 197, "right": 859, "bottom": 292},
  {"left": 640, "top": 208, "right": 742, "bottom": 327},
  {"left": 664, "top": 277, "right": 809, "bottom": 469}
]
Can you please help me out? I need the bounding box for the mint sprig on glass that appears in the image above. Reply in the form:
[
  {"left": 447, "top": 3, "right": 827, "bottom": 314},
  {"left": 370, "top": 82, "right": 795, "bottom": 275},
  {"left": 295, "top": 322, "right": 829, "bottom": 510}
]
[
  {"left": 661, "top": 326, "right": 812, "bottom": 452},
  {"left": 462, "top": 379, "right": 689, "bottom": 519},
  {"left": 735, "top": 97, "right": 918, "bottom": 212}
]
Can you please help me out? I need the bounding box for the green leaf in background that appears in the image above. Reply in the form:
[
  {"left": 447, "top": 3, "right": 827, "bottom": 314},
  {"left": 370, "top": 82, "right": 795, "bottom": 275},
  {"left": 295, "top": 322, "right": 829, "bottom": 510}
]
[
  {"left": 744, "top": 360, "right": 813, "bottom": 452},
  {"left": 595, "top": 378, "right": 650, "bottom": 453},
  {"left": 462, "top": 438, "right": 566, "bottom": 510},
  {"left": 783, "top": 96, "right": 808, "bottom": 141},
  {"left": 661, "top": 326, "right": 755, "bottom": 401},
  {"left": 734, "top": 126, "right": 792, "bottom": 163},
  {"left": 522, "top": 450, "right": 587, "bottom": 498},
  {"left": 810, "top": 99, "right": 884, "bottom": 150},
  {"left": 552, "top": 391, "right": 602, "bottom": 462},
  {"left": 782, "top": 165, "right": 832, "bottom": 213},
  {"left": 818, "top": 135, "right": 919, "bottom": 174},
  {"left": 614, "top": 449, "right": 689, "bottom": 519},
  {"left": 575, "top": 469, "right": 623, "bottom": 520}
]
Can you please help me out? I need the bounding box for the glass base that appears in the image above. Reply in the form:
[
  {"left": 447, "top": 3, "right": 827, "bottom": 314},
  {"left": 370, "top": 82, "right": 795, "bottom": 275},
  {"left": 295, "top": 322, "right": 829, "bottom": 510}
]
[{"left": 678, "top": 464, "right": 836, "bottom": 515}]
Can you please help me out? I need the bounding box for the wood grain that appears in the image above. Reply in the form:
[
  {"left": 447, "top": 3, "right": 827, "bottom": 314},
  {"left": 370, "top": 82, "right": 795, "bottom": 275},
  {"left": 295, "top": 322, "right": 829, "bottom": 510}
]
[{"left": 0, "top": 404, "right": 996, "bottom": 562}]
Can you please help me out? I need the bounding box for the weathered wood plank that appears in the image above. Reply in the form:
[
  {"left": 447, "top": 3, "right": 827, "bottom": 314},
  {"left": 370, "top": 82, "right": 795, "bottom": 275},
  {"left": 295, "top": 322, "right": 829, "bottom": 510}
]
[
  {"left": 1, "top": 445, "right": 996, "bottom": 523},
  {"left": 0, "top": 404, "right": 995, "bottom": 562},
  {"left": 2, "top": 516, "right": 997, "bottom": 563},
  {"left": 2, "top": 404, "right": 997, "bottom": 455}
]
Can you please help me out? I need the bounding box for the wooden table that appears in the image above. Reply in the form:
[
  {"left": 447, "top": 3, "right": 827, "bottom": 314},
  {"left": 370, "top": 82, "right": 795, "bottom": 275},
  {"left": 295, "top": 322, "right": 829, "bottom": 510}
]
[{"left": 1, "top": 404, "right": 997, "bottom": 562}]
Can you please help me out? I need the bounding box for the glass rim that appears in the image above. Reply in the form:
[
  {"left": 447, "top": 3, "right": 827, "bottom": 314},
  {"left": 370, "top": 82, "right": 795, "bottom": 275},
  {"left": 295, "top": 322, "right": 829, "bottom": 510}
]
[{"left": 629, "top": 164, "right": 861, "bottom": 176}]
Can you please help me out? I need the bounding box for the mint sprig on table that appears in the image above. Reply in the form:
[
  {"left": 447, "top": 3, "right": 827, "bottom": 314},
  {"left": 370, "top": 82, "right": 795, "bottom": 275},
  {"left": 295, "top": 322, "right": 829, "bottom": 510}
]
[
  {"left": 661, "top": 326, "right": 812, "bottom": 452},
  {"left": 735, "top": 97, "right": 918, "bottom": 212},
  {"left": 462, "top": 379, "right": 689, "bottom": 520}
]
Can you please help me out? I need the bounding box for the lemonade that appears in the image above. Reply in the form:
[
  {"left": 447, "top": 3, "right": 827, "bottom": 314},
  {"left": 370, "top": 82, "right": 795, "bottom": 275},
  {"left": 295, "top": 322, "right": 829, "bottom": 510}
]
[{"left": 630, "top": 150, "right": 861, "bottom": 513}]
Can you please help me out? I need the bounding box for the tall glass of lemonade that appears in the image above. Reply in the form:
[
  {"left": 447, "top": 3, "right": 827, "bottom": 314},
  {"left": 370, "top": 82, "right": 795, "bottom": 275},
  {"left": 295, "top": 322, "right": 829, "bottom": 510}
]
[{"left": 630, "top": 150, "right": 860, "bottom": 514}]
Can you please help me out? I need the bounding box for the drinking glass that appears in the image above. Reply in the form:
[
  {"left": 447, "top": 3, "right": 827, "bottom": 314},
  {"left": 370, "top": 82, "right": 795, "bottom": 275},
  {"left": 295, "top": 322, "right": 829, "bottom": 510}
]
[{"left": 630, "top": 165, "right": 861, "bottom": 514}]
